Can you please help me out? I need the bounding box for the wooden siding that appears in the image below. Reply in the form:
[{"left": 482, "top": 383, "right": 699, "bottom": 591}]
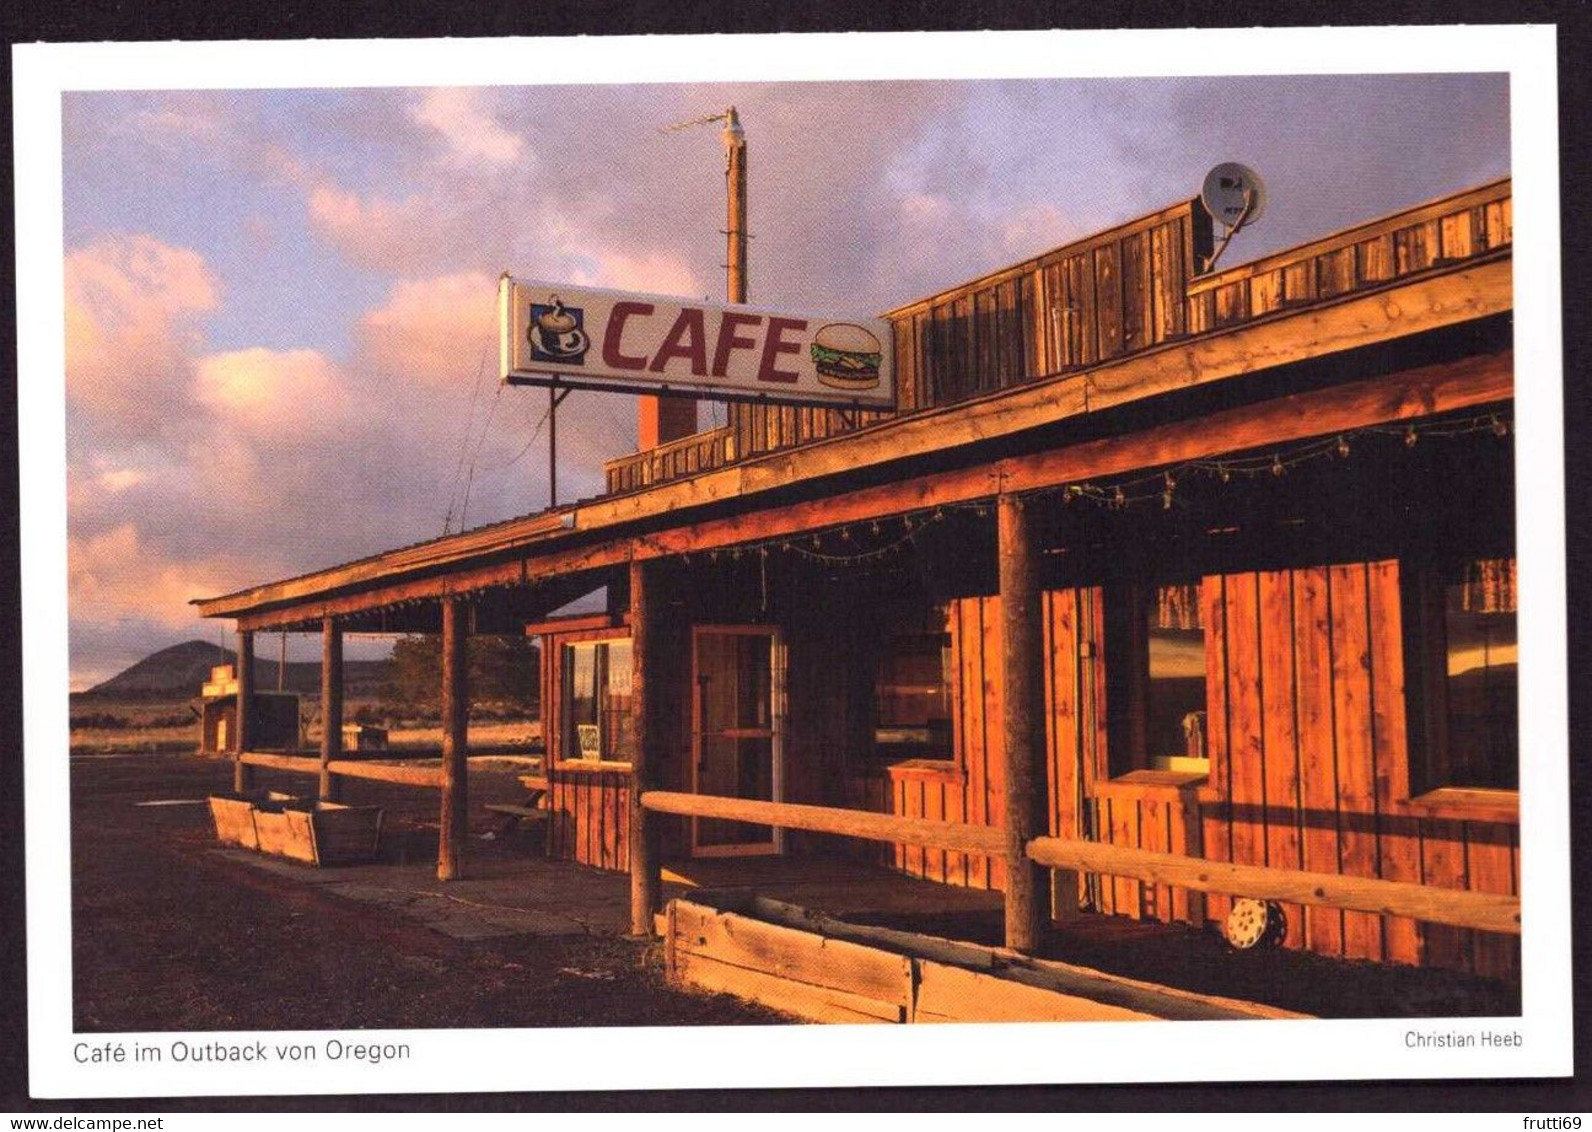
[
  {"left": 599, "top": 181, "right": 1509, "bottom": 499},
  {"left": 869, "top": 571, "right": 1518, "bottom": 980},
  {"left": 1186, "top": 180, "right": 1511, "bottom": 333},
  {"left": 536, "top": 559, "right": 1518, "bottom": 980}
]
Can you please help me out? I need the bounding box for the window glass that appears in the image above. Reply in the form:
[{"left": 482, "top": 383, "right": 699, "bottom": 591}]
[
  {"left": 1440, "top": 560, "right": 1518, "bottom": 789},
  {"left": 562, "top": 639, "right": 634, "bottom": 762},
  {"left": 873, "top": 606, "right": 954, "bottom": 761},
  {"left": 1109, "top": 583, "right": 1209, "bottom": 777}
]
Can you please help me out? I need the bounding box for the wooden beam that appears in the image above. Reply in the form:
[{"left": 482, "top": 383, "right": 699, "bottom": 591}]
[
  {"left": 629, "top": 559, "right": 662, "bottom": 936},
  {"left": 438, "top": 598, "right": 469, "bottom": 881},
  {"left": 233, "top": 630, "right": 254, "bottom": 793},
  {"left": 1025, "top": 836, "right": 1521, "bottom": 935},
  {"left": 998, "top": 494, "right": 1049, "bottom": 953},
  {"left": 238, "top": 750, "right": 445, "bottom": 788},
  {"left": 195, "top": 257, "right": 1510, "bottom": 625},
  {"left": 228, "top": 350, "right": 1513, "bottom": 633},
  {"left": 640, "top": 791, "right": 1007, "bottom": 857},
  {"left": 522, "top": 611, "right": 620, "bottom": 637},
  {"left": 319, "top": 617, "right": 343, "bottom": 802},
  {"left": 326, "top": 760, "right": 444, "bottom": 788},
  {"left": 238, "top": 751, "right": 321, "bottom": 776}
]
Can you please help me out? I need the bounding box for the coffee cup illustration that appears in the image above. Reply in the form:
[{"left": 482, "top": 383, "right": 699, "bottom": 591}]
[{"left": 529, "top": 297, "right": 590, "bottom": 361}]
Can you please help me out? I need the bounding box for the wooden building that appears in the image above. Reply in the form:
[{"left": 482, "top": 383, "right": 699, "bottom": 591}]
[{"left": 195, "top": 177, "right": 1518, "bottom": 979}]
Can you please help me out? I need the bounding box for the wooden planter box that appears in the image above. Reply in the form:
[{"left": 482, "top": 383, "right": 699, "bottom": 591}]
[
  {"left": 208, "top": 794, "right": 384, "bottom": 866},
  {"left": 665, "top": 893, "right": 1308, "bottom": 1024}
]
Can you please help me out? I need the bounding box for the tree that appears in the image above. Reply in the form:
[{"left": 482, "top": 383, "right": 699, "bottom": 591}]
[{"left": 386, "top": 634, "right": 540, "bottom": 713}]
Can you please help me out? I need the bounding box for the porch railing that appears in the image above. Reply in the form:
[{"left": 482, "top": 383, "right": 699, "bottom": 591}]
[
  {"left": 604, "top": 425, "right": 737, "bottom": 494},
  {"left": 638, "top": 790, "right": 1520, "bottom": 936}
]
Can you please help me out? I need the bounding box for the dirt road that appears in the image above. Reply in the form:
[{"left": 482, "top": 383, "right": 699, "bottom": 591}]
[{"left": 70, "top": 753, "right": 781, "bottom": 1031}]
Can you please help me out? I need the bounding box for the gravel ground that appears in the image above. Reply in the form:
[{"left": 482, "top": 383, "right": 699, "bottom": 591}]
[{"left": 70, "top": 752, "right": 784, "bottom": 1032}]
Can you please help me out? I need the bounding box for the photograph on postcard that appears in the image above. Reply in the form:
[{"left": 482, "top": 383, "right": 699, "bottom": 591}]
[{"left": 18, "top": 28, "right": 1569, "bottom": 1095}]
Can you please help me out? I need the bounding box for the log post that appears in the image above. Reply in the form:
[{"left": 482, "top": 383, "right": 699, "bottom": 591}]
[
  {"left": 319, "top": 616, "right": 343, "bottom": 802},
  {"left": 629, "top": 558, "right": 663, "bottom": 936},
  {"left": 232, "top": 629, "right": 255, "bottom": 793},
  {"left": 998, "top": 493, "right": 1049, "bottom": 954},
  {"left": 438, "top": 596, "right": 470, "bottom": 880}
]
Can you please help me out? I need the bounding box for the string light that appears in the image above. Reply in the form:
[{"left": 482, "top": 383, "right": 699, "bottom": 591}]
[
  {"left": 1492, "top": 414, "right": 1509, "bottom": 437},
  {"left": 1271, "top": 454, "right": 1285, "bottom": 477},
  {"left": 1404, "top": 426, "right": 1419, "bottom": 448},
  {"left": 1335, "top": 435, "right": 1351, "bottom": 459}
]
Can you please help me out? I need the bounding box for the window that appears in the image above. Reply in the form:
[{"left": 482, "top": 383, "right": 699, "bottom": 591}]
[
  {"left": 1106, "top": 582, "right": 1209, "bottom": 778},
  {"left": 1408, "top": 558, "right": 1518, "bottom": 792},
  {"left": 872, "top": 605, "right": 954, "bottom": 761},
  {"left": 561, "top": 638, "right": 634, "bottom": 763}
]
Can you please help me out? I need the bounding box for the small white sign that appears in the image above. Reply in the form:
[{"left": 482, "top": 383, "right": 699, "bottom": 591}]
[{"left": 499, "top": 277, "right": 895, "bottom": 409}]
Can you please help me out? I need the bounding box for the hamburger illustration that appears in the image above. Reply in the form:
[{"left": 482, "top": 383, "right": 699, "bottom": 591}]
[{"left": 810, "top": 323, "right": 883, "bottom": 390}]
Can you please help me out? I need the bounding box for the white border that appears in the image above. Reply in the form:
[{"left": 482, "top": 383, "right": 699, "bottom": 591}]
[{"left": 16, "top": 26, "right": 1568, "bottom": 1099}]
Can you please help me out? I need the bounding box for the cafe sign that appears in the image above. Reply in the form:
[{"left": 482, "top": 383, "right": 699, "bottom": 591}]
[{"left": 499, "top": 276, "right": 895, "bottom": 410}]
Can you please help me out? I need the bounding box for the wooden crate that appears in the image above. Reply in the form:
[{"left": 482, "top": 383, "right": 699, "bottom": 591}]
[
  {"left": 207, "top": 796, "right": 261, "bottom": 850},
  {"left": 207, "top": 794, "right": 383, "bottom": 866}
]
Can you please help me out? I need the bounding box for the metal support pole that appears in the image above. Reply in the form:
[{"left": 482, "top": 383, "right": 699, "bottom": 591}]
[{"left": 998, "top": 494, "right": 1049, "bottom": 954}]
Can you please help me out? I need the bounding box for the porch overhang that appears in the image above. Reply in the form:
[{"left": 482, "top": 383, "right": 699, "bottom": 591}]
[{"left": 191, "top": 250, "right": 1512, "bottom": 633}]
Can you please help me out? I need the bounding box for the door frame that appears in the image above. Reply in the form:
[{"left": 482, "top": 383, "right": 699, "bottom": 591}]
[{"left": 689, "top": 623, "right": 785, "bottom": 857}]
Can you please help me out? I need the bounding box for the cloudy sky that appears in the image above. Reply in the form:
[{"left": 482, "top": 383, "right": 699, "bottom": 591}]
[{"left": 61, "top": 71, "right": 1510, "bottom": 689}]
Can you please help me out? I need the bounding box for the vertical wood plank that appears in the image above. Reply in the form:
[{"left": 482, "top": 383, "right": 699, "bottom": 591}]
[
  {"left": 1367, "top": 560, "right": 1421, "bottom": 964},
  {"left": 1224, "top": 573, "right": 1267, "bottom": 875},
  {"left": 1329, "top": 564, "right": 1384, "bottom": 960},
  {"left": 1200, "top": 576, "right": 1232, "bottom": 927},
  {"left": 1421, "top": 818, "right": 1471, "bottom": 970},
  {"left": 1467, "top": 822, "right": 1519, "bottom": 980},
  {"left": 1093, "top": 243, "right": 1124, "bottom": 361},
  {"left": 1440, "top": 210, "right": 1475, "bottom": 261},
  {"left": 983, "top": 594, "right": 1008, "bottom": 893},
  {"left": 1258, "top": 570, "right": 1304, "bottom": 948},
  {"left": 1120, "top": 231, "right": 1150, "bottom": 352},
  {"left": 1358, "top": 234, "right": 1395, "bottom": 284},
  {"left": 1294, "top": 567, "right": 1344, "bottom": 954}
]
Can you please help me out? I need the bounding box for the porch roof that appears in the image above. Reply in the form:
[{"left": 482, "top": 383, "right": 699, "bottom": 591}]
[{"left": 192, "top": 180, "right": 1513, "bottom": 631}]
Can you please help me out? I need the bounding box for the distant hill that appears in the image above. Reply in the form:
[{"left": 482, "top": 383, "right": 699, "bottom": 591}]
[{"left": 78, "top": 640, "right": 393, "bottom": 701}]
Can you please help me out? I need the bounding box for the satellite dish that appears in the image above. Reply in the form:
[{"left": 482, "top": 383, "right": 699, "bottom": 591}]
[
  {"left": 1198, "top": 162, "right": 1268, "bottom": 273},
  {"left": 1201, "top": 162, "right": 1266, "bottom": 231}
]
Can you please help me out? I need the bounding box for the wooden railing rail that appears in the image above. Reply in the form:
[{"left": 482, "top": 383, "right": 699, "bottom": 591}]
[
  {"left": 639, "top": 790, "right": 1521, "bottom": 935},
  {"left": 639, "top": 790, "right": 1006, "bottom": 856},
  {"left": 604, "top": 425, "right": 737, "bottom": 494},
  {"left": 1026, "top": 837, "right": 1519, "bottom": 936},
  {"left": 238, "top": 750, "right": 443, "bottom": 789}
]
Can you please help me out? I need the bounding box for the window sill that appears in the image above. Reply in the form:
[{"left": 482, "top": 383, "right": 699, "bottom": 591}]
[
  {"left": 1401, "top": 787, "right": 1519, "bottom": 824},
  {"left": 1095, "top": 770, "right": 1207, "bottom": 802},
  {"left": 884, "top": 758, "right": 961, "bottom": 781},
  {"left": 552, "top": 759, "right": 635, "bottom": 775}
]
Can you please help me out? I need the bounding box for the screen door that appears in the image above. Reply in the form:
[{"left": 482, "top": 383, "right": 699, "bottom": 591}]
[{"left": 690, "top": 625, "right": 784, "bottom": 856}]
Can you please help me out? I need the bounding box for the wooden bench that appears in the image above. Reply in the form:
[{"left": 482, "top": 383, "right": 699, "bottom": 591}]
[{"left": 484, "top": 771, "right": 551, "bottom": 844}]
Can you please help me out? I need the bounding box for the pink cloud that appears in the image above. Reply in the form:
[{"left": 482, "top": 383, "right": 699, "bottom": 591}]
[
  {"left": 410, "top": 88, "right": 528, "bottom": 168},
  {"left": 69, "top": 523, "right": 271, "bottom": 632},
  {"left": 357, "top": 271, "right": 499, "bottom": 386},
  {"left": 194, "top": 346, "right": 350, "bottom": 432},
  {"left": 65, "top": 234, "right": 217, "bottom": 429}
]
